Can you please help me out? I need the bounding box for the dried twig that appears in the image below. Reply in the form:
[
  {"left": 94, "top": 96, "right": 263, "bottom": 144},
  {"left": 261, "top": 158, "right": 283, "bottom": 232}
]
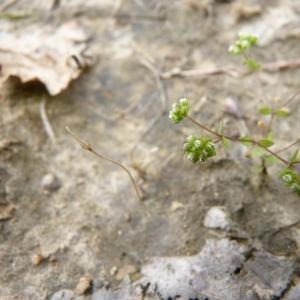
[
  {"left": 160, "top": 59, "right": 300, "bottom": 79},
  {"left": 66, "top": 127, "right": 143, "bottom": 205}
]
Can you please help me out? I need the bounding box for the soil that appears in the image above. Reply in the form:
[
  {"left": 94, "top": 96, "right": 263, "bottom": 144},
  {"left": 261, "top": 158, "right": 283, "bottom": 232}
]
[{"left": 1, "top": 1, "right": 300, "bottom": 299}]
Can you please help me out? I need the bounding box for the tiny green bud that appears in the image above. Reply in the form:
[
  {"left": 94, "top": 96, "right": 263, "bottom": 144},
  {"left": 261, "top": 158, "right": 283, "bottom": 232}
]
[
  {"left": 282, "top": 169, "right": 297, "bottom": 182},
  {"left": 239, "top": 40, "right": 251, "bottom": 50},
  {"left": 228, "top": 45, "right": 241, "bottom": 55},
  {"left": 229, "top": 33, "right": 258, "bottom": 56},
  {"left": 169, "top": 98, "right": 190, "bottom": 124},
  {"left": 279, "top": 168, "right": 300, "bottom": 197},
  {"left": 239, "top": 33, "right": 258, "bottom": 46},
  {"left": 183, "top": 136, "right": 216, "bottom": 163}
]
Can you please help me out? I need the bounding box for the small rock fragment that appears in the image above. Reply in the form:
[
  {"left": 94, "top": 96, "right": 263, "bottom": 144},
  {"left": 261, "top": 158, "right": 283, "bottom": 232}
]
[
  {"left": 110, "top": 266, "right": 118, "bottom": 276},
  {"left": 253, "top": 284, "right": 274, "bottom": 300},
  {"left": 204, "top": 207, "right": 229, "bottom": 229},
  {"left": 115, "top": 265, "right": 137, "bottom": 281},
  {"left": 0, "top": 203, "right": 15, "bottom": 220},
  {"left": 41, "top": 173, "right": 60, "bottom": 191},
  {"left": 233, "top": 3, "right": 262, "bottom": 20},
  {"left": 31, "top": 253, "right": 43, "bottom": 266},
  {"left": 124, "top": 212, "right": 131, "bottom": 222},
  {"left": 75, "top": 276, "right": 93, "bottom": 295},
  {"left": 170, "top": 201, "right": 184, "bottom": 212}
]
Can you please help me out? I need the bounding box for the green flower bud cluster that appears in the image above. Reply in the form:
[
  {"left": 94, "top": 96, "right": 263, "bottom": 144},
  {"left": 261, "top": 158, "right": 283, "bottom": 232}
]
[
  {"left": 279, "top": 168, "right": 300, "bottom": 197},
  {"left": 228, "top": 33, "right": 258, "bottom": 55},
  {"left": 169, "top": 98, "right": 190, "bottom": 124},
  {"left": 183, "top": 135, "right": 216, "bottom": 163}
]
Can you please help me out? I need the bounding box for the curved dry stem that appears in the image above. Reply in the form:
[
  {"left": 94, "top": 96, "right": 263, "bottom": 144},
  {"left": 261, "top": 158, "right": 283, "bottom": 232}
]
[
  {"left": 273, "top": 139, "right": 300, "bottom": 155},
  {"left": 66, "top": 127, "right": 142, "bottom": 204}
]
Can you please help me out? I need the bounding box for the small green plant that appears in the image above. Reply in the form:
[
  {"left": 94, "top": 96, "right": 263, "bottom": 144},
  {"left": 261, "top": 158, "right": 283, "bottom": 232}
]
[{"left": 169, "top": 34, "right": 300, "bottom": 197}]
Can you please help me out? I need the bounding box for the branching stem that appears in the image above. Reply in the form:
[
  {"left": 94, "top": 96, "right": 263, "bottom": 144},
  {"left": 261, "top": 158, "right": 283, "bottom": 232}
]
[{"left": 186, "top": 116, "right": 300, "bottom": 172}]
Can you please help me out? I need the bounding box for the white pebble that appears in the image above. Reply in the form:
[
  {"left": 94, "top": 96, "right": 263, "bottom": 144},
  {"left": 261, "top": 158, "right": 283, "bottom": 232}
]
[
  {"left": 41, "top": 173, "right": 60, "bottom": 191},
  {"left": 204, "top": 207, "right": 229, "bottom": 229}
]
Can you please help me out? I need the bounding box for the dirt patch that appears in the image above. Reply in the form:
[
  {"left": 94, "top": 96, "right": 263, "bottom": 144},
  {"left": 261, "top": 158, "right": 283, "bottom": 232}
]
[{"left": 1, "top": 1, "right": 300, "bottom": 299}]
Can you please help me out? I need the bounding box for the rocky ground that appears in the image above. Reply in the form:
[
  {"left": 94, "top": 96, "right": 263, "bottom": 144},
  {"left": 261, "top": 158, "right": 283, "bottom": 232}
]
[{"left": 1, "top": 1, "right": 300, "bottom": 299}]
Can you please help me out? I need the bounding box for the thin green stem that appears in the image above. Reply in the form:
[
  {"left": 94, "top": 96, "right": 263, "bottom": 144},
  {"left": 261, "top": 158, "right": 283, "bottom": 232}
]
[
  {"left": 214, "top": 138, "right": 222, "bottom": 144},
  {"left": 186, "top": 116, "right": 300, "bottom": 172},
  {"left": 242, "top": 52, "right": 268, "bottom": 104},
  {"left": 265, "top": 112, "right": 275, "bottom": 138},
  {"left": 187, "top": 115, "right": 220, "bottom": 137},
  {"left": 66, "top": 127, "right": 143, "bottom": 204}
]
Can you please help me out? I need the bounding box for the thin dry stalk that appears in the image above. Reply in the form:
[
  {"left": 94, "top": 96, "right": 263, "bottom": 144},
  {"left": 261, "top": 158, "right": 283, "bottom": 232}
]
[
  {"left": 160, "top": 59, "right": 300, "bottom": 79},
  {"left": 66, "top": 127, "right": 143, "bottom": 205},
  {"left": 40, "top": 98, "right": 57, "bottom": 145}
]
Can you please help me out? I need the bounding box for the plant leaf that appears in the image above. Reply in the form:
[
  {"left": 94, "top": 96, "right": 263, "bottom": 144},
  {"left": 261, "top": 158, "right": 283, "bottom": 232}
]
[
  {"left": 240, "top": 137, "right": 254, "bottom": 147},
  {"left": 218, "top": 120, "right": 223, "bottom": 135},
  {"left": 222, "top": 137, "right": 231, "bottom": 150},
  {"left": 275, "top": 109, "right": 289, "bottom": 117},
  {"left": 251, "top": 164, "right": 264, "bottom": 174},
  {"left": 266, "top": 131, "right": 274, "bottom": 141},
  {"left": 259, "top": 139, "right": 274, "bottom": 148},
  {"left": 279, "top": 168, "right": 289, "bottom": 179},
  {"left": 264, "top": 156, "right": 280, "bottom": 167},
  {"left": 258, "top": 107, "right": 272, "bottom": 115},
  {"left": 251, "top": 147, "right": 267, "bottom": 157},
  {"left": 290, "top": 149, "right": 299, "bottom": 164}
]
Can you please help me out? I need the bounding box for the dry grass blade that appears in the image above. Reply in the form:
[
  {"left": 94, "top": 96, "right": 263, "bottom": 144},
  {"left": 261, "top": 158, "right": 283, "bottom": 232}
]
[{"left": 40, "top": 98, "right": 57, "bottom": 145}]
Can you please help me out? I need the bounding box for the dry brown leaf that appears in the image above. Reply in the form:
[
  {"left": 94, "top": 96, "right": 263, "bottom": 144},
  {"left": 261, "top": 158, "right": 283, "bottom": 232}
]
[{"left": 0, "top": 20, "right": 94, "bottom": 95}]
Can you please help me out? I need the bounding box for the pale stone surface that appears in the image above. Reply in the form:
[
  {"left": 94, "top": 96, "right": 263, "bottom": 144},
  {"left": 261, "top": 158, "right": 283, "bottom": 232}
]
[{"left": 204, "top": 207, "right": 230, "bottom": 229}]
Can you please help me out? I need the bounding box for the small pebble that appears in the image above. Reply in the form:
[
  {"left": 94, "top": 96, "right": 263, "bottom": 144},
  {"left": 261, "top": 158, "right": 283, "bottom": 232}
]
[
  {"left": 31, "top": 253, "right": 43, "bottom": 266},
  {"left": 170, "top": 201, "right": 184, "bottom": 212},
  {"left": 124, "top": 212, "right": 131, "bottom": 222},
  {"left": 204, "top": 207, "right": 229, "bottom": 229},
  {"left": 115, "top": 265, "right": 137, "bottom": 281},
  {"left": 41, "top": 173, "right": 60, "bottom": 191},
  {"left": 110, "top": 266, "right": 118, "bottom": 276},
  {"left": 75, "top": 276, "right": 92, "bottom": 295},
  {"left": 253, "top": 284, "right": 274, "bottom": 300}
]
